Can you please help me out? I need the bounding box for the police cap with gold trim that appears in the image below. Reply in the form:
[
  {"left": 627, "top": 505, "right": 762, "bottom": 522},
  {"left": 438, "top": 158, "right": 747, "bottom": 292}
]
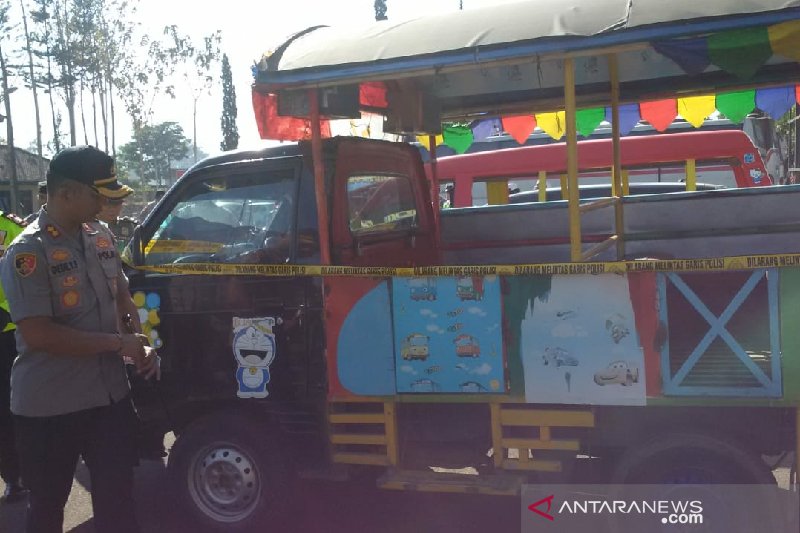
[{"left": 47, "top": 145, "right": 133, "bottom": 200}]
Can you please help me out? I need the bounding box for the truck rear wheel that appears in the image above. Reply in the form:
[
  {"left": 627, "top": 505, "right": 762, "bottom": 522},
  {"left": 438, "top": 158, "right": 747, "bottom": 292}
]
[
  {"left": 168, "top": 413, "right": 291, "bottom": 531},
  {"left": 607, "top": 432, "right": 786, "bottom": 531},
  {"left": 611, "top": 432, "right": 774, "bottom": 484}
]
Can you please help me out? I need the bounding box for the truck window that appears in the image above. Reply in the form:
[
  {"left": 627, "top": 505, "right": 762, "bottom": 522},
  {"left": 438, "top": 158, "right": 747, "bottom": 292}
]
[
  {"left": 347, "top": 174, "right": 417, "bottom": 234},
  {"left": 144, "top": 169, "right": 296, "bottom": 265}
]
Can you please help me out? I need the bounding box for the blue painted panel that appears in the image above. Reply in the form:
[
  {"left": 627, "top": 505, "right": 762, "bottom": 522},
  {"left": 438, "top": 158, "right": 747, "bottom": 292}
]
[
  {"left": 337, "top": 281, "right": 396, "bottom": 395},
  {"left": 392, "top": 276, "right": 504, "bottom": 393}
]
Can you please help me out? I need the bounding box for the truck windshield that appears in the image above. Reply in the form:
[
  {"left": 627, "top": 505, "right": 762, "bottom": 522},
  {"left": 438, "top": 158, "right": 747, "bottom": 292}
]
[{"left": 144, "top": 169, "right": 296, "bottom": 265}]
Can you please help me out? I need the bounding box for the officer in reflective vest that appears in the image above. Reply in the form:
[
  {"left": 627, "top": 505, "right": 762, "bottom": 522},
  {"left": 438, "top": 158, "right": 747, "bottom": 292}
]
[{"left": 0, "top": 211, "right": 27, "bottom": 503}]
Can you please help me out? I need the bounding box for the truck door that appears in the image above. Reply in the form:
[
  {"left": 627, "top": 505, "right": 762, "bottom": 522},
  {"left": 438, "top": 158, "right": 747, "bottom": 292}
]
[
  {"left": 125, "top": 159, "right": 321, "bottom": 419},
  {"left": 324, "top": 139, "right": 438, "bottom": 399},
  {"left": 331, "top": 139, "right": 438, "bottom": 267}
]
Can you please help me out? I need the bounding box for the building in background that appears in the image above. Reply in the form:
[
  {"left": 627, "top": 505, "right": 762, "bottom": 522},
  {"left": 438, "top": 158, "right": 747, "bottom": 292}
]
[{"left": 0, "top": 146, "right": 49, "bottom": 216}]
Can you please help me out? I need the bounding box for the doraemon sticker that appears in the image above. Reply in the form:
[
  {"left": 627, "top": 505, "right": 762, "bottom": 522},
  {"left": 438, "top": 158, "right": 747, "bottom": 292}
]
[
  {"left": 744, "top": 153, "right": 755, "bottom": 164},
  {"left": 232, "top": 317, "right": 277, "bottom": 399}
]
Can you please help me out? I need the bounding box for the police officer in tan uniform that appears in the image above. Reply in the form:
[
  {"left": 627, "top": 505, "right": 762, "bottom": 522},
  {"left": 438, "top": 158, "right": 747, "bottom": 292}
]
[
  {"left": 0, "top": 146, "right": 159, "bottom": 533},
  {"left": 96, "top": 184, "right": 137, "bottom": 254}
]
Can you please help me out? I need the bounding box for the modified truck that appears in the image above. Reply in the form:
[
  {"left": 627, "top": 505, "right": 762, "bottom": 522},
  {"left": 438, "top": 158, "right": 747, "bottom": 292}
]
[
  {"left": 125, "top": 0, "right": 800, "bottom": 530},
  {"left": 125, "top": 133, "right": 800, "bottom": 529}
]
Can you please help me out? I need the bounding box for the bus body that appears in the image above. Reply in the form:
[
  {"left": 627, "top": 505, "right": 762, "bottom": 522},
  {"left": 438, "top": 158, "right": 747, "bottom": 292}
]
[{"left": 430, "top": 130, "right": 770, "bottom": 207}]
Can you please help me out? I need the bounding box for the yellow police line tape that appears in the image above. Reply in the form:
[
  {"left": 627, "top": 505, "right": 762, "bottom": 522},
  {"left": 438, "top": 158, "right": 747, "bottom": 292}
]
[{"left": 128, "top": 253, "right": 800, "bottom": 277}]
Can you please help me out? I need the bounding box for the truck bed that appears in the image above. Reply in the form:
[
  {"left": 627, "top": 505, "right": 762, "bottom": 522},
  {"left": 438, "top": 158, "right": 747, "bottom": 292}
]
[{"left": 440, "top": 184, "right": 800, "bottom": 263}]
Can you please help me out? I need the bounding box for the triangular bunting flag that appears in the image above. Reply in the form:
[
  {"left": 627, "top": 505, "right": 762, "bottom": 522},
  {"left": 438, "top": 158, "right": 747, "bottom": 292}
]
[
  {"left": 640, "top": 99, "right": 677, "bottom": 132},
  {"left": 416, "top": 134, "right": 444, "bottom": 152},
  {"left": 576, "top": 107, "right": 605, "bottom": 137},
  {"left": 708, "top": 27, "right": 772, "bottom": 80},
  {"left": 536, "top": 112, "right": 566, "bottom": 140},
  {"left": 677, "top": 95, "right": 716, "bottom": 128},
  {"left": 715, "top": 90, "right": 755, "bottom": 123},
  {"left": 653, "top": 37, "right": 710, "bottom": 75},
  {"left": 443, "top": 126, "right": 474, "bottom": 154},
  {"left": 471, "top": 118, "right": 502, "bottom": 141},
  {"left": 756, "top": 86, "right": 795, "bottom": 119},
  {"left": 501, "top": 115, "right": 537, "bottom": 144},
  {"left": 768, "top": 21, "right": 800, "bottom": 62},
  {"left": 605, "top": 104, "right": 641, "bottom": 136}
]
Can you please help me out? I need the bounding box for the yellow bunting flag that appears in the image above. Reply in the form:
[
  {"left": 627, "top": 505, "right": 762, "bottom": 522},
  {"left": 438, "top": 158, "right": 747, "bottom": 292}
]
[
  {"left": 677, "top": 95, "right": 716, "bottom": 128},
  {"left": 536, "top": 111, "right": 566, "bottom": 140},
  {"left": 416, "top": 134, "right": 444, "bottom": 151},
  {"left": 768, "top": 20, "right": 800, "bottom": 62}
]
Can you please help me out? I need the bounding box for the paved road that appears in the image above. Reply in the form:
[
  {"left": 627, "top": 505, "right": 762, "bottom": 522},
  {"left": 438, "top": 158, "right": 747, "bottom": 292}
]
[{"left": 0, "top": 443, "right": 791, "bottom": 533}]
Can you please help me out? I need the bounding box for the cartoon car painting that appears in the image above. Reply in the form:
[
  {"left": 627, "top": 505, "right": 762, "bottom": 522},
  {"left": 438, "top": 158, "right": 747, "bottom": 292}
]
[
  {"left": 456, "top": 276, "right": 484, "bottom": 301},
  {"left": 453, "top": 334, "right": 480, "bottom": 358},
  {"left": 593, "top": 361, "right": 640, "bottom": 386},
  {"left": 410, "top": 379, "right": 441, "bottom": 393},
  {"left": 409, "top": 277, "right": 437, "bottom": 301},
  {"left": 401, "top": 333, "right": 430, "bottom": 361},
  {"left": 542, "top": 346, "right": 578, "bottom": 367},
  {"left": 605, "top": 314, "right": 630, "bottom": 344},
  {"left": 460, "top": 381, "right": 488, "bottom": 393}
]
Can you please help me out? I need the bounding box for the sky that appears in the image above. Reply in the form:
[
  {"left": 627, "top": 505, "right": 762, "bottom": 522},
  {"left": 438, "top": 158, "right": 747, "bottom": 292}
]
[{"left": 8, "top": 0, "right": 511, "bottom": 161}]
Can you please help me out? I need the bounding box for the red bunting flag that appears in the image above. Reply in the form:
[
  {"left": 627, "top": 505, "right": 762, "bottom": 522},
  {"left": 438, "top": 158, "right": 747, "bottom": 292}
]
[
  {"left": 501, "top": 115, "right": 537, "bottom": 145},
  {"left": 640, "top": 99, "right": 677, "bottom": 132}
]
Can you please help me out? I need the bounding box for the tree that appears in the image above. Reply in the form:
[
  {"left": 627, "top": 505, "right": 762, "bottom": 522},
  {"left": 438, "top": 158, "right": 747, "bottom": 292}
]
[
  {"left": 0, "top": 0, "right": 21, "bottom": 213},
  {"left": 19, "top": 0, "right": 45, "bottom": 177},
  {"left": 164, "top": 25, "right": 221, "bottom": 163},
  {"left": 219, "top": 53, "right": 238, "bottom": 151},
  {"left": 29, "top": 0, "right": 64, "bottom": 153},
  {"left": 374, "top": 0, "right": 387, "bottom": 21},
  {"left": 117, "top": 121, "right": 190, "bottom": 187}
]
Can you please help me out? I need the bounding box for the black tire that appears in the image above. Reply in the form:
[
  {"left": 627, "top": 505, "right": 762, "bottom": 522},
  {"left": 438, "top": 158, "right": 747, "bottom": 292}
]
[
  {"left": 611, "top": 432, "right": 774, "bottom": 485},
  {"left": 168, "top": 413, "right": 291, "bottom": 532},
  {"left": 608, "top": 433, "right": 784, "bottom": 532}
]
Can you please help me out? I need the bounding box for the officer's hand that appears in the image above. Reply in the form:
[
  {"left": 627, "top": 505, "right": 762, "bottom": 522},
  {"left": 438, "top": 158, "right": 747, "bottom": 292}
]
[
  {"left": 138, "top": 346, "right": 161, "bottom": 381},
  {"left": 119, "top": 333, "right": 147, "bottom": 369}
]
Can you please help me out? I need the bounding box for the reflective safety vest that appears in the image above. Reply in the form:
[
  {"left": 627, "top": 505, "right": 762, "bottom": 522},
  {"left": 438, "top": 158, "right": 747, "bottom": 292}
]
[{"left": 0, "top": 212, "right": 27, "bottom": 332}]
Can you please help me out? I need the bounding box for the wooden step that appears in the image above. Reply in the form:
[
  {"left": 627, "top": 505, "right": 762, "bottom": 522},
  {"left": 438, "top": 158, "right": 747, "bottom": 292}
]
[
  {"left": 332, "top": 452, "right": 390, "bottom": 466},
  {"left": 377, "top": 469, "right": 524, "bottom": 496}
]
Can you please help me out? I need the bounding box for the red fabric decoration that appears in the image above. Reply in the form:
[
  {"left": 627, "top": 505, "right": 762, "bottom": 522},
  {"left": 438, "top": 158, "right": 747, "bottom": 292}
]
[
  {"left": 639, "top": 99, "right": 677, "bottom": 132},
  {"left": 501, "top": 115, "right": 537, "bottom": 145},
  {"left": 251, "top": 90, "right": 331, "bottom": 141},
  {"left": 359, "top": 82, "right": 388, "bottom": 109},
  {"left": 796, "top": 85, "right": 800, "bottom": 104}
]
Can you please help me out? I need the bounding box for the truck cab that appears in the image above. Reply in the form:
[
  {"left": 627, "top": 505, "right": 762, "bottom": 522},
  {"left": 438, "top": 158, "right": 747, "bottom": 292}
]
[{"left": 124, "top": 137, "right": 437, "bottom": 527}]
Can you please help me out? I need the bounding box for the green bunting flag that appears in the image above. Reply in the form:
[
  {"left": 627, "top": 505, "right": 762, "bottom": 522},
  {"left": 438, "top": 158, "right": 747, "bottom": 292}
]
[
  {"left": 576, "top": 107, "right": 606, "bottom": 137},
  {"left": 443, "top": 125, "right": 474, "bottom": 154},
  {"left": 715, "top": 90, "right": 756, "bottom": 123},
  {"left": 708, "top": 27, "right": 772, "bottom": 80}
]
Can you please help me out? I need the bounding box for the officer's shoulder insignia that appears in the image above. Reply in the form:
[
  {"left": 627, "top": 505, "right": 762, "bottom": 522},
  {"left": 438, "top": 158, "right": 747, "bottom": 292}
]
[
  {"left": 14, "top": 253, "right": 37, "bottom": 277},
  {"left": 45, "top": 224, "right": 61, "bottom": 238}
]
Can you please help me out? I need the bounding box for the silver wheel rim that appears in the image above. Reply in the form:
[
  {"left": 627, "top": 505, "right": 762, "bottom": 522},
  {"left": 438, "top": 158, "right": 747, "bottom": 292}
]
[{"left": 188, "top": 442, "right": 261, "bottom": 523}]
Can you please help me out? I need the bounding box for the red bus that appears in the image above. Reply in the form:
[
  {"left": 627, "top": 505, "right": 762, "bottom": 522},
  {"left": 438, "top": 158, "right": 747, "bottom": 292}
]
[{"left": 428, "top": 130, "right": 771, "bottom": 208}]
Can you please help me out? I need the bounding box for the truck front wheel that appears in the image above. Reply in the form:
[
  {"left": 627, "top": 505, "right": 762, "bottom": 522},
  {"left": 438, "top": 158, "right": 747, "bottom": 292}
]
[{"left": 168, "top": 413, "right": 291, "bottom": 531}]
